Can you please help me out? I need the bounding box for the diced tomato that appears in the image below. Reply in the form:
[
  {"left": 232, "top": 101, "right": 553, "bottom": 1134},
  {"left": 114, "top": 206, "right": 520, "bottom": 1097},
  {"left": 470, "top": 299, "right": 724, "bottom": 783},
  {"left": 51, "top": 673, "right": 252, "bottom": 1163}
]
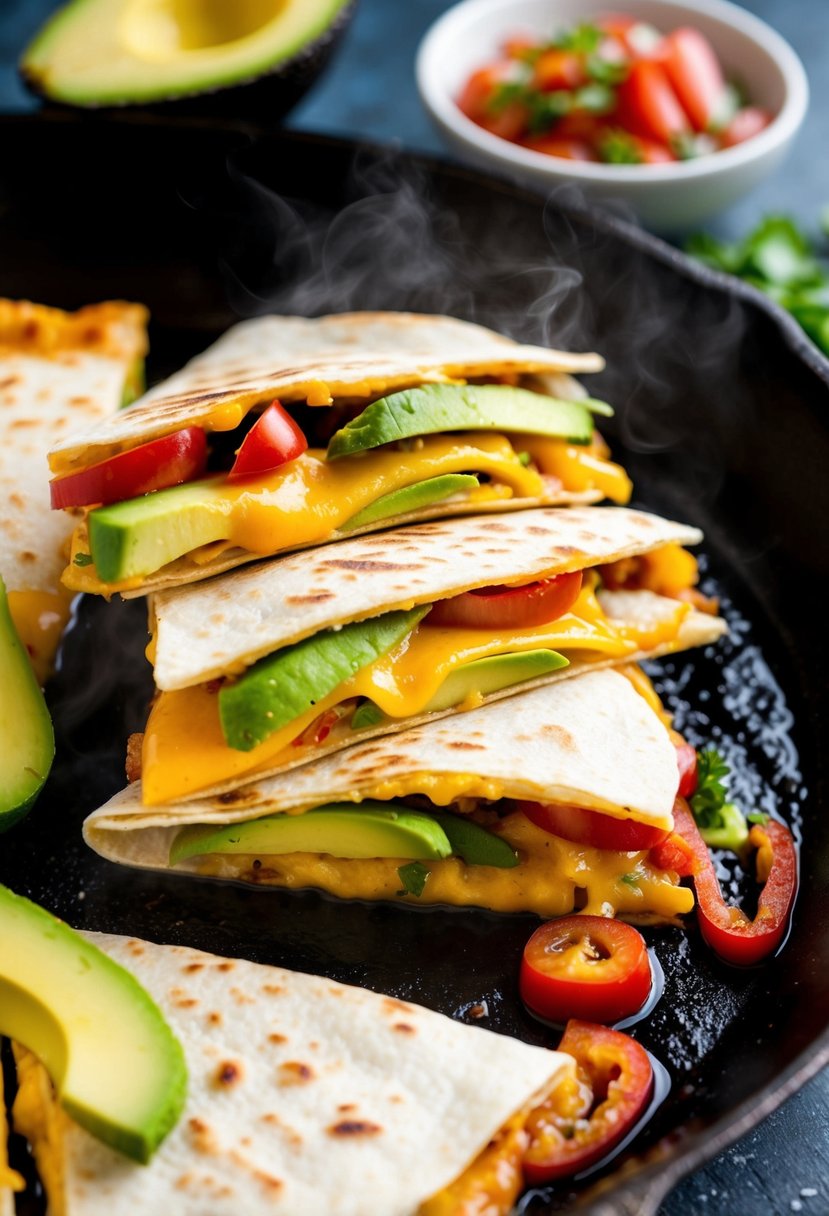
[
  {"left": 49, "top": 427, "right": 207, "bottom": 510},
  {"left": 457, "top": 65, "right": 529, "bottom": 140},
  {"left": 720, "top": 106, "right": 772, "bottom": 148},
  {"left": 533, "top": 49, "right": 584, "bottom": 92},
  {"left": 662, "top": 28, "right": 726, "bottom": 131},
  {"left": 428, "top": 570, "right": 583, "bottom": 630},
  {"left": 522, "top": 136, "right": 597, "bottom": 162},
  {"left": 675, "top": 743, "right": 698, "bottom": 798},
  {"left": 616, "top": 60, "right": 691, "bottom": 143},
  {"left": 522, "top": 1020, "right": 653, "bottom": 1182},
  {"left": 228, "top": 401, "right": 307, "bottom": 482},
  {"left": 291, "top": 706, "right": 347, "bottom": 749},
  {"left": 673, "top": 801, "right": 797, "bottom": 965},
  {"left": 520, "top": 917, "right": 652, "bottom": 1024},
  {"left": 632, "top": 135, "right": 676, "bottom": 163},
  {"left": 519, "top": 800, "right": 670, "bottom": 851},
  {"left": 501, "top": 35, "right": 536, "bottom": 60}
]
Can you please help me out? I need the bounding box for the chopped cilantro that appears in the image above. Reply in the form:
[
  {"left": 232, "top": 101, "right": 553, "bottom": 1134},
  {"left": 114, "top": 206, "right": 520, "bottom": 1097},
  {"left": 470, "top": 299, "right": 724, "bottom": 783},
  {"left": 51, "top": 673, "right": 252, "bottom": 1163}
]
[
  {"left": 73, "top": 553, "right": 94, "bottom": 567},
  {"left": 397, "top": 862, "right": 430, "bottom": 898},
  {"left": 573, "top": 83, "right": 615, "bottom": 115},
  {"left": 517, "top": 451, "right": 532, "bottom": 466},
  {"left": 598, "top": 129, "right": 642, "bottom": 165},
  {"left": 552, "top": 23, "right": 602, "bottom": 54},
  {"left": 620, "top": 872, "right": 641, "bottom": 888},
  {"left": 689, "top": 748, "right": 731, "bottom": 829},
  {"left": 586, "top": 53, "right": 629, "bottom": 86}
]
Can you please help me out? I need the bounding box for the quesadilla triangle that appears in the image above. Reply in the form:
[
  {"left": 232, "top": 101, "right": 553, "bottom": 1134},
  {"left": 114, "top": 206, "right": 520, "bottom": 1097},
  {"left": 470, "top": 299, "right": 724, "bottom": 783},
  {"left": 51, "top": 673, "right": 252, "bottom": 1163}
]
[
  {"left": 11, "top": 932, "right": 576, "bottom": 1216},
  {"left": 86, "top": 667, "right": 696, "bottom": 923},
  {"left": 47, "top": 310, "right": 634, "bottom": 599},
  {"left": 135, "top": 505, "right": 725, "bottom": 805},
  {"left": 0, "top": 299, "right": 147, "bottom": 680}
]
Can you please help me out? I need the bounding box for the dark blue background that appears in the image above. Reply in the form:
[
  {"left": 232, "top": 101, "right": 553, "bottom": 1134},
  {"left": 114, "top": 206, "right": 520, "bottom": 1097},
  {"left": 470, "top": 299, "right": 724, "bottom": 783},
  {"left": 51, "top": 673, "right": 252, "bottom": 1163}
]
[{"left": 1, "top": 1, "right": 827, "bottom": 1212}]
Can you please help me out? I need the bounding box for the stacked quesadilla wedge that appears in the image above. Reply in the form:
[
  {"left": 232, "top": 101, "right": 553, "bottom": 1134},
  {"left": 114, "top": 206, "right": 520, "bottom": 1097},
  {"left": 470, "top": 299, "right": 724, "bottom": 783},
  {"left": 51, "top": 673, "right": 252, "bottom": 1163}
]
[
  {"left": 129, "top": 505, "right": 724, "bottom": 805},
  {"left": 9, "top": 931, "right": 575, "bottom": 1216},
  {"left": 46, "top": 312, "right": 634, "bottom": 598},
  {"left": 0, "top": 298, "right": 147, "bottom": 680}
]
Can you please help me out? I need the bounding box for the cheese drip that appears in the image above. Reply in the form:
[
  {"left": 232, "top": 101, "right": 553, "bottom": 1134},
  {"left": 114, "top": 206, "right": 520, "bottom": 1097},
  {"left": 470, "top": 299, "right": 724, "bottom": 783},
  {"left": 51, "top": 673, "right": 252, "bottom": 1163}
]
[
  {"left": 140, "top": 583, "right": 690, "bottom": 804},
  {"left": 7, "top": 589, "right": 72, "bottom": 684}
]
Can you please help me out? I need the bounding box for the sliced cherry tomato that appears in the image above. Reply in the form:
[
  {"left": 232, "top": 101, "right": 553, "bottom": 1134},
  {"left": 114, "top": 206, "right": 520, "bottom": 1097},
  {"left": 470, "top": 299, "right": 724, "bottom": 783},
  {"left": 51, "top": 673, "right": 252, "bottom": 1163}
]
[
  {"left": 720, "top": 106, "right": 772, "bottom": 148},
  {"left": 520, "top": 916, "right": 652, "bottom": 1024},
  {"left": 675, "top": 743, "right": 698, "bottom": 798},
  {"left": 616, "top": 59, "right": 691, "bottom": 144},
  {"left": 49, "top": 427, "right": 207, "bottom": 509},
  {"left": 673, "top": 801, "right": 797, "bottom": 965},
  {"left": 523, "top": 1019, "right": 653, "bottom": 1182},
  {"left": 228, "top": 401, "right": 307, "bottom": 482},
  {"left": 428, "top": 570, "right": 582, "bottom": 630},
  {"left": 532, "top": 49, "right": 584, "bottom": 92},
  {"left": 522, "top": 136, "right": 598, "bottom": 162},
  {"left": 519, "top": 801, "right": 669, "bottom": 851},
  {"left": 662, "top": 28, "right": 726, "bottom": 131}
]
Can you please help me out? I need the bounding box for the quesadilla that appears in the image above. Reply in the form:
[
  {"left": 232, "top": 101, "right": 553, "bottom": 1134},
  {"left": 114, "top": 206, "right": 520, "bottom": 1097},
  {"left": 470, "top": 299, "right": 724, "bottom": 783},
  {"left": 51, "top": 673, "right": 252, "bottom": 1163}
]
[
  {"left": 0, "top": 299, "right": 147, "bottom": 680},
  {"left": 47, "top": 311, "right": 633, "bottom": 598},
  {"left": 11, "top": 932, "right": 575, "bottom": 1216},
  {"left": 86, "top": 668, "right": 696, "bottom": 923},
  {"left": 133, "top": 505, "right": 724, "bottom": 805}
]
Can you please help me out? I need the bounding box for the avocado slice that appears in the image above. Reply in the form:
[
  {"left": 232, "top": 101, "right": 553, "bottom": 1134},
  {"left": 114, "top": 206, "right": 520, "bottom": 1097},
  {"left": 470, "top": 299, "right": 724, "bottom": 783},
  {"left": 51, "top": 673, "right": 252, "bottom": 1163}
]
[
  {"left": 21, "top": 0, "right": 353, "bottom": 108},
  {"left": 327, "top": 384, "right": 612, "bottom": 459},
  {"left": 169, "top": 802, "right": 454, "bottom": 866},
  {"left": 429, "top": 813, "right": 519, "bottom": 868},
  {"left": 0, "top": 577, "right": 55, "bottom": 832},
  {"left": 89, "top": 476, "right": 232, "bottom": 583},
  {"left": 219, "top": 606, "right": 428, "bottom": 752},
  {"left": 422, "top": 649, "right": 569, "bottom": 713},
  {"left": 0, "top": 885, "right": 187, "bottom": 1163},
  {"left": 339, "top": 473, "right": 480, "bottom": 532}
]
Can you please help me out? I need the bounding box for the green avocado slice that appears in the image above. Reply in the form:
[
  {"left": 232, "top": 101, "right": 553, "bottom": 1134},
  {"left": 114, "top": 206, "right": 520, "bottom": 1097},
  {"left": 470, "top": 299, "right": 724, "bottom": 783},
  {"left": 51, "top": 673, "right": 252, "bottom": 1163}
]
[
  {"left": 0, "top": 577, "right": 55, "bottom": 832},
  {"left": 219, "top": 606, "right": 428, "bottom": 752},
  {"left": 0, "top": 884, "right": 187, "bottom": 1163},
  {"left": 339, "top": 473, "right": 480, "bottom": 532},
  {"left": 326, "top": 383, "right": 612, "bottom": 459},
  {"left": 428, "top": 813, "right": 519, "bottom": 868},
  {"left": 169, "top": 803, "right": 453, "bottom": 866},
  {"left": 422, "top": 649, "right": 569, "bottom": 713}
]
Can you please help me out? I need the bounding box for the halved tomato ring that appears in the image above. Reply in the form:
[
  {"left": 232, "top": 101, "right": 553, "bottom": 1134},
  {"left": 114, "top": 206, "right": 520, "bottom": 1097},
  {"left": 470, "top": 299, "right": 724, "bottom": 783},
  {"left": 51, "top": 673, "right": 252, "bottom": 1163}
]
[
  {"left": 428, "top": 571, "right": 583, "bottom": 630},
  {"left": 519, "top": 801, "right": 670, "bottom": 852}
]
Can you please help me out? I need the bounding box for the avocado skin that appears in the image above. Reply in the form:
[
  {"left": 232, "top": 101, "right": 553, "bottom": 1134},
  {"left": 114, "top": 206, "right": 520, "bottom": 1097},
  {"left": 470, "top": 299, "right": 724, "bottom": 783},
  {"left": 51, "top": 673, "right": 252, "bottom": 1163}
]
[
  {"left": 169, "top": 803, "right": 454, "bottom": 866},
  {"left": 0, "top": 578, "right": 54, "bottom": 832},
  {"left": 219, "top": 606, "right": 428, "bottom": 752},
  {"left": 327, "top": 383, "right": 605, "bottom": 459},
  {"left": 340, "top": 473, "right": 480, "bottom": 532},
  {"left": 0, "top": 884, "right": 187, "bottom": 1162}
]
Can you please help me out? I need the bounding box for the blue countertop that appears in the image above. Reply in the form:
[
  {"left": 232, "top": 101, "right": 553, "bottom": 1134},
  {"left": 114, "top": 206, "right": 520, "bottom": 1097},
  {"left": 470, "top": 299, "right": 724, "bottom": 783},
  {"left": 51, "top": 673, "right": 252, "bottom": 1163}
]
[{"left": 1, "top": 1, "right": 827, "bottom": 1212}]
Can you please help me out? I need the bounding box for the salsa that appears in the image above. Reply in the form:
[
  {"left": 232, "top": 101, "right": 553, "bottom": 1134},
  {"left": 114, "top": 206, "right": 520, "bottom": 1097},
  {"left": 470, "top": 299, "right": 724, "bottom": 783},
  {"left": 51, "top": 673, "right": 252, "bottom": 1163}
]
[{"left": 457, "top": 14, "right": 772, "bottom": 165}]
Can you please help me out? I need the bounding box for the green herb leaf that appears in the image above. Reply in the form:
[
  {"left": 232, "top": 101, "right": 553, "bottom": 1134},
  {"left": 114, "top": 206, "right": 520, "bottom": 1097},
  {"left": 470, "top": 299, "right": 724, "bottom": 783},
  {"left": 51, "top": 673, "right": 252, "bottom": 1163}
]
[
  {"left": 487, "top": 80, "right": 529, "bottom": 116},
  {"left": 747, "top": 811, "right": 770, "bottom": 826},
  {"left": 573, "top": 83, "right": 615, "bottom": 115},
  {"left": 73, "top": 553, "right": 94, "bottom": 567},
  {"left": 744, "top": 216, "right": 823, "bottom": 287},
  {"left": 527, "top": 89, "right": 572, "bottom": 134},
  {"left": 689, "top": 747, "right": 731, "bottom": 829},
  {"left": 620, "top": 872, "right": 641, "bottom": 888},
  {"left": 552, "top": 23, "right": 602, "bottom": 54},
  {"left": 586, "top": 53, "right": 629, "bottom": 86},
  {"left": 397, "top": 862, "right": 430, "bottom": 898},
  {"left": 598, "top": 129, "right": 642, "bottom": 165},
  {"left": 517, "top": 450, "right": 532, "bottom": 466}
]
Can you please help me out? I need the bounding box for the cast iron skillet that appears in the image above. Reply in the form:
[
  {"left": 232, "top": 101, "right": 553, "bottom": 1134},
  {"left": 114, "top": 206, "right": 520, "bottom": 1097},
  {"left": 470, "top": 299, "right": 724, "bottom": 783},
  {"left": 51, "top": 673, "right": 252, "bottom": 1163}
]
[{"left": 1, "top": 114, "right": 828, "bottom": 1215}]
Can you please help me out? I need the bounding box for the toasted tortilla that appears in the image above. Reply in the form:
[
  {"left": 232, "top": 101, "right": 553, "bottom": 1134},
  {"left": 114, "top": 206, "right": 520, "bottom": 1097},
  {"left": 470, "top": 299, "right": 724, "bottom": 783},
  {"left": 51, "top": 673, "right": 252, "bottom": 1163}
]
[
  {"left": 152, "top": 505, "right": 707, "bottom": 691},
  {"left": 48, "top": 311, "right": 604, "bottom": 474},
  {"left": 12, "top": 932, "right": 572, "bottom": 1216},
  {"left": 0, "top": 300, "right": 147, "bottom": 676}
]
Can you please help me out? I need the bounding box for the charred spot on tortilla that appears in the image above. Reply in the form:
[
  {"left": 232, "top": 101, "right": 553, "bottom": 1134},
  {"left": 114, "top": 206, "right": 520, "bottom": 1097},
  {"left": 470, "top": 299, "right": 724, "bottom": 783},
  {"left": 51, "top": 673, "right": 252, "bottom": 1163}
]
[
  {"left": 214, "top": 1060, "right": 244, "bottom": 1088},
  {"left": 184, "top": 962, "right": 205, "bottom": 973},
  {"left": 262, "top": 983, "right": 284, "bottom": 995},
  {"left": 267, "top": 1033, "right": 287, "bottom": 1045},
  {"left": 328, "top": 1120, "right": 383, "bottom": 1138},
  {"left": 393, "top": 1022, "right": 416, "bottom": 1034},
  {"left": 285, "top": 592, "right": 335, "bottom": 604},
  {"left": 278, "top": 1061, "right": 315, "bottom": 1085},
  {"left": 323, "top": 559, "right": 412, "bottom": 571},
  {"left": 217, "top": 787, "right": 260, "bottom": 806}
]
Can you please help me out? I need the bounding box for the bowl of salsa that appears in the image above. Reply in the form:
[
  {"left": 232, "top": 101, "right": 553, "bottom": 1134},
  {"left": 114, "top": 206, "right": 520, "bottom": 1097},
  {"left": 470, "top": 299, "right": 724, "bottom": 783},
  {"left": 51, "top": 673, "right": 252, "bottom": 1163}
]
[{"left": 417, "top": 0, "right": 808, "bottom": 230}]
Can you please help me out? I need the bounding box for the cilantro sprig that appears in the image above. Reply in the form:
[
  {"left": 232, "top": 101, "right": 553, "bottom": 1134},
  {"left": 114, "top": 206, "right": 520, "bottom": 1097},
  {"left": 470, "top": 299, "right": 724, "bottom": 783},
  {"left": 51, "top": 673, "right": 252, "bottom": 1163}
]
[{"left": 689, "top": 748, "right": 749, "bottom": 852}]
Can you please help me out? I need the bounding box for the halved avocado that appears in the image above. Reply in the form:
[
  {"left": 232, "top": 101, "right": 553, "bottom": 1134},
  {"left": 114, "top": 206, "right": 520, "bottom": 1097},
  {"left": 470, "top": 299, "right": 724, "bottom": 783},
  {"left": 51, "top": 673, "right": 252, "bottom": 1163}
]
[{"left": 21, "top": 0, "right": 355, "bottom": 117}]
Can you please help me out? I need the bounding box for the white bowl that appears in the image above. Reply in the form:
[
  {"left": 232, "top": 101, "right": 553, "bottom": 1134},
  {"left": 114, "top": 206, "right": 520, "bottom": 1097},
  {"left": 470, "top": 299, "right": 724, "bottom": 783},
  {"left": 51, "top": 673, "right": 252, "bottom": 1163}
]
[{"left": 417, "top": 0, "right": 809, "bottom": 230}]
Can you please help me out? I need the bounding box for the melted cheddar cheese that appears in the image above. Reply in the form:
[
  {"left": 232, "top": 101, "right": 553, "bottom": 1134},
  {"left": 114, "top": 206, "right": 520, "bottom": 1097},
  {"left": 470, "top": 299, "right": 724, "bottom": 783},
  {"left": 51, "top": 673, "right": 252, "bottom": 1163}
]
[
  {"left": 514, "top": 432, "right": 632, "bottom": 505},
  {"left": 11, "top": 1046, "right": 65, "bottom": 1215},
  {"left": 62, "top": 431, "right": 631, "bottom": 594},
  {"left": 186, "top": 810, "right": 695, "bottom": 920},
  {"left": 7, "top": 590, "right": 72, "bottom": 684},
  {"left": 140, "top": 582, "right": 691, "bottom": 804}
]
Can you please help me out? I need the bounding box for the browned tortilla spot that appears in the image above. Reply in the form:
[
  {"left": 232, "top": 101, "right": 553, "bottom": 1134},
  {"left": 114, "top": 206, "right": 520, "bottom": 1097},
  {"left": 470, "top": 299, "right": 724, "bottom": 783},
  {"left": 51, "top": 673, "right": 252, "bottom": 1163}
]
[
  {"left": 278, "top": 1061, "right": 315, "bottom": 1085},
  {"left": 215, "top": 1060, "right": 244, "bottom": 1087},
  {"left": 328, "top": 1120, "right": 383, "bottom": 1138},
  {"left": 323, "top": 559, "right": 411, "bottom": 572},
  {"left": 393, "top": 1022, "right": 416, "bottom": 1034}
]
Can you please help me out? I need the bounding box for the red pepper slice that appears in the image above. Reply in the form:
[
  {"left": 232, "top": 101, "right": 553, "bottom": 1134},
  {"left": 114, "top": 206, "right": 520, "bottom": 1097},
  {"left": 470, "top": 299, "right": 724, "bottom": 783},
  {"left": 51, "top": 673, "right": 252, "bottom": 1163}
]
[
  {"left": 520, "top": 917, "right": 652, "bottom": 1025},
  {"left": 675, "top": 742, "right": 698, "bottom": 798},
  {"left": 428, "top": 571, "right": 583, "bottom": 630},
  {"left": 523, "top": 1020, "right": 653, "bottom": 1183},
  {"left": 519, "top": 800, "right": 669, "bottom": 851},
  {"left": 228, "top": 401, "right": 307, "bottom": 482},
  {"left": 50, "top": 427, "right": 207, "bottom": 509},
  {"left": 672, "top": 801, "right": 797, "bottom": 965}
]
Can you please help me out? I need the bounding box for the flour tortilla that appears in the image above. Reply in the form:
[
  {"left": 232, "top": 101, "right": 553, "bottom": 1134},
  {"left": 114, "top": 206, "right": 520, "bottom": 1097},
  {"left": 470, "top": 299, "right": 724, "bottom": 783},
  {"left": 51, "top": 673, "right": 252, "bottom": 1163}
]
[
  {"left": 13, "top": 932, "right": 573, "bottom": 1216},
  {"left": 0, "top": 300, "right": 147, "bottom": 601},
  {"left": 48, "top": 311, "right": 604, "bottom": 473},
  {"left": 85, "top": 670, "right": 683, "bottom": 876},
  {"left": 152, "top": 505, "right": 708, "bottom": 691}
]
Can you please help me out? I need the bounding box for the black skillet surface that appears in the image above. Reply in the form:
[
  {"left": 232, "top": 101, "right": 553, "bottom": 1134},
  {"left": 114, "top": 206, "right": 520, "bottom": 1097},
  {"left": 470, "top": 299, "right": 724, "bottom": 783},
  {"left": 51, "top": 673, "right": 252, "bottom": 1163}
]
[{"left": 1, "top": 114, "right": 828, "bottom": 1215}]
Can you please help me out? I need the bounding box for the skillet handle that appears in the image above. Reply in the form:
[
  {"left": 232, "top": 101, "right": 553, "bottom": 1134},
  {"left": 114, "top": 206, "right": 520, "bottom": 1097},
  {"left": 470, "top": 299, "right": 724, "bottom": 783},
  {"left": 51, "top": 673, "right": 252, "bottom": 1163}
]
[{"left": 578, "top": 1169, "right": 677, "bottom": 1216}]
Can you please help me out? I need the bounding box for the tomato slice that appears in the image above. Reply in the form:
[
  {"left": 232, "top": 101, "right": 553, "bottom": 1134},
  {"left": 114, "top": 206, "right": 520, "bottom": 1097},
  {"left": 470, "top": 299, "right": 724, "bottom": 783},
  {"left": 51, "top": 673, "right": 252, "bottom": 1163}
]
[
  {"left": 675, "top": 743, "right": 698, "bottom": 798},
  {"left": 616, "top": 60, "right": 691, "bottom": 144},
  {"left": 720, "top": 106, "right": 772, "bottom": 148},
  {"left": 523, "top": 1020, "right": 653, "bottom": 1182},
  {"left": 520, "top": 916, "right": 652, "bottom": 1024},
  {"left": 228, "top": 401, "right": 308, "bottom": 482},
  {"left": 532, "top": 49, "right": 584, "bottom": 92},
  {"left": 662, "top": 28, "right": 726, "bottom": 131},
  {"left": 519, "top": 800, "right": 669, "bottom": 851},
  {"left": 672, "top": 801, "right": 797, "bottom": 965},
  {"left": 49, "top": 427, "right": 207, "bottom": 509},
  {"left": 427, "top": 570, "right": 582, "bottom": 630},
  {"left": 457, "top": 65, "right": 529, "bottom": 140}
]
